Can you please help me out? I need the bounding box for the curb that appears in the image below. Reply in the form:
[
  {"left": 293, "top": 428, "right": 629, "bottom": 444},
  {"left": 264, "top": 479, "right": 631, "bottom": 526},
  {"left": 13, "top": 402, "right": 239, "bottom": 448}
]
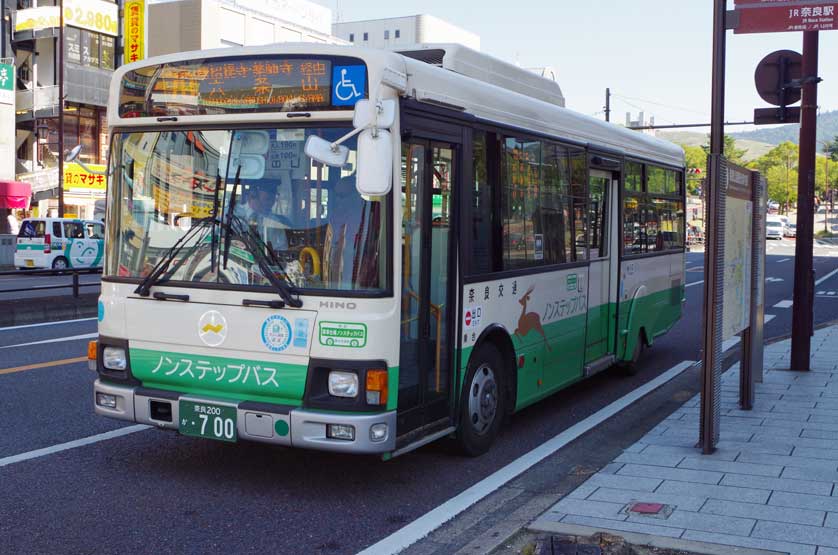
[{"left": 0, "top": 293, "right": 98, "bottom": 327}]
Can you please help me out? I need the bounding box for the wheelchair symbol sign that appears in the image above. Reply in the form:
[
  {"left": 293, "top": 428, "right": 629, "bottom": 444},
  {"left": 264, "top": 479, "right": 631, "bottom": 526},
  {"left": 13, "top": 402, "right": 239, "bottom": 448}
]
[{"left": 331, "top": 65, "right": 366, "bottom": 106}]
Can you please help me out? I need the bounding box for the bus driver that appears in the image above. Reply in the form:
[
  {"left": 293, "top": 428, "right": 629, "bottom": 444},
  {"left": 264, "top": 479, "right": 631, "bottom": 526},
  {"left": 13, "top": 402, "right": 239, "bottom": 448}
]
[{"left": 238, "top": 181, "right": 291, "bottom": 251}]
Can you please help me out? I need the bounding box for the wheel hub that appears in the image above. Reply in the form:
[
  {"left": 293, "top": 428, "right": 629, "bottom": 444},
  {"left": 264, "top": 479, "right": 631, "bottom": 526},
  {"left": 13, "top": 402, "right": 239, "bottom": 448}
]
[{"left": 468, "top": 364, "right": 498, "bottom": 436}]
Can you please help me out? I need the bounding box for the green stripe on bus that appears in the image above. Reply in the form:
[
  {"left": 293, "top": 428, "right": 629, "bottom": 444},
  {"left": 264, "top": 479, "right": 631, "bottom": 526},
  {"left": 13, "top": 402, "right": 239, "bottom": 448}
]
[{"left": 16, "top": 244, "right": 46, "bottom": 251}]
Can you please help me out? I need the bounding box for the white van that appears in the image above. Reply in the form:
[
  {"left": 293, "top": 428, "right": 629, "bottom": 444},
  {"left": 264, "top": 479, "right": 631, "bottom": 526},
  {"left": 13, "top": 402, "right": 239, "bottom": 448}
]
[
  {"left": 766, "top": 216, "right": 784, "bottom": 240},
  {"left": 14, "top": 218, "right": 105, "bottom": 270}
]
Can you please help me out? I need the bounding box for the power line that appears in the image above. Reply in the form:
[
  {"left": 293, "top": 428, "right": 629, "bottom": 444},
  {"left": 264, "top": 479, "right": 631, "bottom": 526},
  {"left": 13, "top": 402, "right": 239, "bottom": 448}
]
[{"left": 611, "top": 92, "right": 711, "bottom": 118}]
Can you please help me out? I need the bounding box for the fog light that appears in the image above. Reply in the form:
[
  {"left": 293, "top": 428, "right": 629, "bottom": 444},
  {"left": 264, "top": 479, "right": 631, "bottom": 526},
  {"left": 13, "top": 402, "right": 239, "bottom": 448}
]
[
  {"left": 328, "top": 371, "right": 358, "bottom": 398},
  {"left": 370, "top": 423, "right": 388, "bottom": 442},
  {"left": 96, "top": 392, "right": 117, "bottom": 409},
  {"left": 326, "top": 424, "right": 355, "bottom": 441},
  {"left": 102, "top": 347, "right": 127, "bottom": 371}
]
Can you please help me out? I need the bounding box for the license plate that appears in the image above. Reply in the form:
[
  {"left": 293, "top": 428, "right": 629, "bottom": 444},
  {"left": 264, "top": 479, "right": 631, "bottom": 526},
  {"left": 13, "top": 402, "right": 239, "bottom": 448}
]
[
  {"left": 179, "top": 400, "right": 237, "bottom": 442},
  {"left": 25, "top": 260, "right": 34, "bottom": 267}
]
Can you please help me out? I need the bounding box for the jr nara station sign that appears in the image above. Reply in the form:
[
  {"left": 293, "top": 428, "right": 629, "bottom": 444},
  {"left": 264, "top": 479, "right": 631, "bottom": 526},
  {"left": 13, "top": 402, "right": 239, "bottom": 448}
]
[{"left": 733, "top": 0, "right": 837, "bottom": 34}]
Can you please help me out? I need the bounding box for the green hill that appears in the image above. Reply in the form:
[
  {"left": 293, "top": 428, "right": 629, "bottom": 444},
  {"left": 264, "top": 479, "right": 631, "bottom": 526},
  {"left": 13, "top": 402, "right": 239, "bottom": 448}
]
[
  {"left": 730, "top": 109, "right": 838, "bottom": 146},
  {"left": 657, "top": 131, "right": 774, "bottom": 162}
]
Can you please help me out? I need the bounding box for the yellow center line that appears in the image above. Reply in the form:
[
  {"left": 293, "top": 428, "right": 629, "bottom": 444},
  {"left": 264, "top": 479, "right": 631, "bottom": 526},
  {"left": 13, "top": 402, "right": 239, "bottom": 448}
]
[{"left": 0, "top": 356, "right": 88, "bottom": 376}]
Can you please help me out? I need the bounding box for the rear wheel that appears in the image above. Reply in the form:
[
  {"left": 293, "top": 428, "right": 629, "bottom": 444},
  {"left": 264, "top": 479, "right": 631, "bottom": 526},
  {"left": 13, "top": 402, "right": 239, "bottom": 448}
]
[
  {"left": 456, "top": 343, "right": 506, "bottom": 457},
  {"left": 52, "top": 257, "right": 68, "bottom": 270},
  {"left": 620, "top": 332, "right": 645, "bottom": 376}
]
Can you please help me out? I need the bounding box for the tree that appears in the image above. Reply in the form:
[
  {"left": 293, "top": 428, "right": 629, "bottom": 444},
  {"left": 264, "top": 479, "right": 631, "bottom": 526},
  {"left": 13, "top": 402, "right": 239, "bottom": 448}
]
[
  {"left": 701, "top": 135, "right": 748, "bottom": 166},
  {"left": 756, "top": 142, "right": 799, "bottom": 214},
  {"left": 824, "top": 136, "right": 838, "bottom": 162}
]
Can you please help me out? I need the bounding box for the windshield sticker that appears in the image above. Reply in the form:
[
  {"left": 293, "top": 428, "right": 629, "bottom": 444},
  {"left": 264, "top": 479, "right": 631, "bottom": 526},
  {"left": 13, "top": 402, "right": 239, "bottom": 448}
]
[
  {"left": 566, "top": 274, "right": 578, "bottom": 291},
  {"left": 319, "top": 321, "right": 367, "bottom": 348},
  {"left": 293, "top": 318, "right": 309, "bottom": 348},
  {"left": 331, "top": 65, "right": 366, "bottom": 107},
  {"left": 262, "top": 315, "right": 292, "bottom": 352},
  {"left": 464, "top": 306, "right": 482, "bottom": 329}
]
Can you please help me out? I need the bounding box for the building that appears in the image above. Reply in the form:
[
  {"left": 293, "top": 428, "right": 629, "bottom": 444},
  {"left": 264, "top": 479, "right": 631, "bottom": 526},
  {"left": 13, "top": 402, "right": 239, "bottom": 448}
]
[
  {"left": 332, "top": 14, "right": 480, "bottom": 51},
  {"left": 625, "top": 112, "right": 657, "bottom": 137},
  {"left": 9, "top": 0, "right": 118, "bottom": 220},
  {"left": 148, "top": 0, "right": 344, "bottom": 57}
]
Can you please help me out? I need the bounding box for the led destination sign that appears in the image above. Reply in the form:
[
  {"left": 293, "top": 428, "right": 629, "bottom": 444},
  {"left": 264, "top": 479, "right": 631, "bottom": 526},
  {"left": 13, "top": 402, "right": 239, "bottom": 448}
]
[{"left": 119, "top": 56, "right": 367, "bottom": 117}]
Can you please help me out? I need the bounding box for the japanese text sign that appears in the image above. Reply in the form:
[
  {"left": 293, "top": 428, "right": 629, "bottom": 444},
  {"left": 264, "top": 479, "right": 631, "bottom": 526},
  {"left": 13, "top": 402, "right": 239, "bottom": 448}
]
[
  {"left": 64, "top": 0, "right": 118, "bottom": 36},
  {"left": 0, "top": 63, "right": 13, "bottom": 106},
  {"left": 734, "top": 1, "right": 838, "bottom": 33},
  {"left": 63, "top": 162, "right": 108, "bottom": 192},
  {"left": 124, "top": 0, "right": 145, "bottom": 64}
]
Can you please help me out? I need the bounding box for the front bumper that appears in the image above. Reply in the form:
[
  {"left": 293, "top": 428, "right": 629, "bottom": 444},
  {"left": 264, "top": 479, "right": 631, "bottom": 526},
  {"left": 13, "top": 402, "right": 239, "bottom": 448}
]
[{"left": 93, "top": 379, "right": 397, "bottom": 454}]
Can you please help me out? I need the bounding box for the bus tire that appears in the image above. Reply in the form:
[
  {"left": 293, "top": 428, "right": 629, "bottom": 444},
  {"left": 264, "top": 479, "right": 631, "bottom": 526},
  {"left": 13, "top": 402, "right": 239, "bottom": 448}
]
[
  {"left": 456, "top": 343, "right": 506, "bottom": 457},
  {"left": 52, "top": 257, "right": 69, "bottom": 270},
  {"left": 620, "top": 332, "right": 644, "bottom": 376}
]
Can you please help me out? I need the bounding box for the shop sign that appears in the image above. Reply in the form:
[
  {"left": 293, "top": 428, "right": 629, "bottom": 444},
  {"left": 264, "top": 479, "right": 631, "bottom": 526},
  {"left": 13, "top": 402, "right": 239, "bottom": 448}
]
[
  {"left": 63, "top": 162, "right": 107, "bottom": 192},
  {"left": 124, "top": 0, "right": 145, "bottom": 63},
  {"left": 64, "top": 0, "right": 119, "bottom": 36},
  {"left": 0, "top": 63, "right": 13, "bottom": 105},
  {"left": 13, "top": 6, "right": 60, "bottom": 33}
]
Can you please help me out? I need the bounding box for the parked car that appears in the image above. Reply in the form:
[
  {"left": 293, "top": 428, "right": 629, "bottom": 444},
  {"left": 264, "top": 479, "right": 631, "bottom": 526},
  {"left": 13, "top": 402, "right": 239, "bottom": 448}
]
[
  {"left": 784, "top": 223, "right": 797, "bottom": 238},
  {"left": 14, "top": 217, "right": 105, "bottom": 270},
  {"left": 765, "top": 217, "right": 784, "bottom": 240}
]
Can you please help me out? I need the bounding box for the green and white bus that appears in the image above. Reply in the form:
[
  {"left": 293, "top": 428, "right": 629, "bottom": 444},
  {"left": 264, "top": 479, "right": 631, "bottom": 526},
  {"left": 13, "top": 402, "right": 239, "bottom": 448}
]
[{"left": 90, "top": 43, "right": 685, "bottom": 458}]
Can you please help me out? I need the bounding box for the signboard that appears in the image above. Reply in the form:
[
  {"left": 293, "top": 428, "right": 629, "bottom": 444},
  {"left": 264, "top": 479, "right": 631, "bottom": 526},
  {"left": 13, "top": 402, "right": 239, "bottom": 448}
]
[
  {"left": 124, "top": 0, "right": 145, "bottom": 64},
  {"left": 722, "top": 164, "right": 754, "bottom": 340},
  {"left": 119, "top": 56, "right": 367, "bottom": 118},
  {"left": 0, "top": 63, "right": 13, "bottom": 106},
  {"left": 734, "top": 2, "right": 837, "bottom": 33},
  {"left": 64, "top": 0, "right": 119, "bottom": 36},
  {"left": 63, "top": 163, "right": 107, "bottom": 192},
  {"left": 13, "top": 6, "right": 60, "bottom": 32}
]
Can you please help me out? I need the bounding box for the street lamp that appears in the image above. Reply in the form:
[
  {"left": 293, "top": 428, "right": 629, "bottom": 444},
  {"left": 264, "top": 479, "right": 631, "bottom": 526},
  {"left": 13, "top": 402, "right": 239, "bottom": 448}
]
[{"left": 35, "top": 120, "right": 49, "bottom": 167}]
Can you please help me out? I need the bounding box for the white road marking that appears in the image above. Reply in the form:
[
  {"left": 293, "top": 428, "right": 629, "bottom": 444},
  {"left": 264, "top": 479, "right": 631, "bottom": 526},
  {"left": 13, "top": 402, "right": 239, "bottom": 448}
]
[
  {"left": 765, "top": 277, "right": 784, "bottom": 283},
  {"left": 764, "top": 315, "right": 776, "bottom": 324},
  {"left": 685, "top": 280, "right": 704, "bottom": 288},
  {"left": 356, "top": 360, "right": 697, "bottom": 555},
  {"left": 0, "top": 332, "right": 97, "bottom": 349},
  {"left": 0, "top": 317, "right": 97, "bottom": 332},
  {"left": 815, "top": 267, "right": 838, "bottom": 286},
  {"left": 777, "top": 258, "right": 791, "bottom": 263},
  {"left": 0, "top": 425, "right": 149, "bottom": 468},
  {"left": 773, "top": 300, "right": 793, "bottom": 308}
]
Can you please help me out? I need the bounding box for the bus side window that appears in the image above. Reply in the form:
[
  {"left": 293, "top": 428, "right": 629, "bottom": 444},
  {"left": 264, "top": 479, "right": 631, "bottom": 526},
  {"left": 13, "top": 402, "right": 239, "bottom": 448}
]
[{"left": 53, "top": 222, "right": 63, "bottom": 238}]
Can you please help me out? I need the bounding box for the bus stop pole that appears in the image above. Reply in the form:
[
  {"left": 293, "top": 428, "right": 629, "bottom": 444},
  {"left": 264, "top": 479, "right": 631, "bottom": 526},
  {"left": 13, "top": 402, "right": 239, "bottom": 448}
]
[
  {"left": 700, "top": 0, "right": 727, "bottom": 454},
  {"left": 790, "top": 31, "right": 819, "bottom": 371}
]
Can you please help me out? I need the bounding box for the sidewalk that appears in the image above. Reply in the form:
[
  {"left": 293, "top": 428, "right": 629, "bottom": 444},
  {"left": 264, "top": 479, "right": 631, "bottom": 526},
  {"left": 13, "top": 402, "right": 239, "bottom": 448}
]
[{"left": 529, "top": 326, "right": 838, "bottom": 555}]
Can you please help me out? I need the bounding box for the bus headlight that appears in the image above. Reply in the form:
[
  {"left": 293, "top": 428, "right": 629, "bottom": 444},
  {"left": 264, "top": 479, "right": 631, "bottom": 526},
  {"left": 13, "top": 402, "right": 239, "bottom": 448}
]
[
  {"left": 328, "top": 371, "right": 358, "bottom": 398},
  {"left": 102, "top": 347, "right": 127, "bottom": 371}
]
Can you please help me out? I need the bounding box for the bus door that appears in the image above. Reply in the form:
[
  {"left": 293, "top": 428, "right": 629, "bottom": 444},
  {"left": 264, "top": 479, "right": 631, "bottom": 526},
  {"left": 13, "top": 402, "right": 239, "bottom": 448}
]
[
  {"left": 397, "top": 136, "right": 458, "bottom": 440},
  {"left": 584, "top": 169, "right": 618, "bottom": 364}
]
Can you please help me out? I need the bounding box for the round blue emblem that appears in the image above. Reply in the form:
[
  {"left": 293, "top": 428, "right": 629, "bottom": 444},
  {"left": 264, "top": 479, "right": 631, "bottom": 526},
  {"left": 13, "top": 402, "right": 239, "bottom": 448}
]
[{"left": 261, "top": 315, "right": 292, "bottom": 352}]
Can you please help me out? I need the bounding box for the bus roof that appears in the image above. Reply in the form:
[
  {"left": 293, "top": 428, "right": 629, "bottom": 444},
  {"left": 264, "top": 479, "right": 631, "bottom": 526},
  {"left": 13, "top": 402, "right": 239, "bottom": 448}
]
[{"left": 109, "top": 43, "right": 683, "bottom": 167}]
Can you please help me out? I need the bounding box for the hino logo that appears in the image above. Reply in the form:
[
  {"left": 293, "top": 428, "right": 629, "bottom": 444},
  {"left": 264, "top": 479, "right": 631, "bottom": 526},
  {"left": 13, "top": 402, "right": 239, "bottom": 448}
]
[{"left": 320, "top": 301, "right": 358, "bottom": 310}]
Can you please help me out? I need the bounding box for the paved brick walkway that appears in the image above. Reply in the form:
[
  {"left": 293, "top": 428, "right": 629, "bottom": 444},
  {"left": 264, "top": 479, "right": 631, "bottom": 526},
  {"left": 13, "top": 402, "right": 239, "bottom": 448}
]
[{"left": 530, "top": 326, "right": 838, "bottom": 555}]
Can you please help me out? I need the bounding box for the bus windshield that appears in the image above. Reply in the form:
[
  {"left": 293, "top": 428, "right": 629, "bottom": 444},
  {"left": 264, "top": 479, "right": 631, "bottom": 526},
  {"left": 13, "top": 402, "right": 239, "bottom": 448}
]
[{"left": 106, "top": 126, "right": 388, "bottom": 293}]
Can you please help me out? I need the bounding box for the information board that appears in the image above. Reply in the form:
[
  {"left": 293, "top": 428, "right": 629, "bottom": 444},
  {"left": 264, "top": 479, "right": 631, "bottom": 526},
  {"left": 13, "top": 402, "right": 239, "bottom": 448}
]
[
  {"left": 722, "top": 165, "right": 753, "bottom": 340},
  {"left": 734, "top": 1, "right": 837, "bottom": 34},
  {"left": 119, "top": 56, "right": 368, "bottom": 118}
]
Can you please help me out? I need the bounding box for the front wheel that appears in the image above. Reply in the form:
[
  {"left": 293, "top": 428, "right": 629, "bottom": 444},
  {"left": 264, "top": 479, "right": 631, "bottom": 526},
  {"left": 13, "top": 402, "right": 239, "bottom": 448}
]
[
  {"left": 52, "top": 257, "right": 68, "bottom": 270},
  {"left": 456, "top": 343, "right": 506, "bottom": 457},
  {"left": 619, "top": 332, "right": 645, "bottom": 376}
]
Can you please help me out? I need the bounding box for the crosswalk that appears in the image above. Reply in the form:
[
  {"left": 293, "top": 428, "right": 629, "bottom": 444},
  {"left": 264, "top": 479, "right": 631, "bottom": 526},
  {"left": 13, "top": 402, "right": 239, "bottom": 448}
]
[{"left": 816, "top": 290, "right": 838, "bottom": 298}]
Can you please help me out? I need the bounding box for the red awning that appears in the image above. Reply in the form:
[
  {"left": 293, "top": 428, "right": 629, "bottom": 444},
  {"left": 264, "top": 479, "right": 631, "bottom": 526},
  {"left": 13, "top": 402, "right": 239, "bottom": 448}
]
[{"left": 0, "top": 181, "right": 32, "bottom": 209}]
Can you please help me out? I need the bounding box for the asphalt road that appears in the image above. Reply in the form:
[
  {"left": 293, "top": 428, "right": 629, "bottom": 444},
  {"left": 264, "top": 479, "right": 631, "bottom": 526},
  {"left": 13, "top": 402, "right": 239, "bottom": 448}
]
[
  {"left": 0, "top": 271, "right": 101, "bottom": 300},
  {"left": 2, "top": 246, "right": 838, "bottom": 555}
]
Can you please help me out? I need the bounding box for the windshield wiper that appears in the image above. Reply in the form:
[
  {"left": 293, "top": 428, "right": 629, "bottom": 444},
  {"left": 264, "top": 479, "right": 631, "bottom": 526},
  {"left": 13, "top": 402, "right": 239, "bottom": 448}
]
[
  {"left": 133, "top": 217, "right": 214, "bottom": 297},
  {"left": 226, "top": 214, "right": 302, "bottom": 308},
  {"left": 222, "top": 165, "right": 241, "bottom": 271},
  {"left": 210, "top": 170, "right": 222, "bottom": 273}
]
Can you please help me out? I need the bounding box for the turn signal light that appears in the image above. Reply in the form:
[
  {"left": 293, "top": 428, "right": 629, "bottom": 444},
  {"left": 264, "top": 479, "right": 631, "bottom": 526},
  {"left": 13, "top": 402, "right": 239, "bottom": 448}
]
[
  {"left": 88, "top": 340, "right": 98, "bottom": 371},
  {"left": 366, "top": 369, "right": 388, "bottom": 405}
]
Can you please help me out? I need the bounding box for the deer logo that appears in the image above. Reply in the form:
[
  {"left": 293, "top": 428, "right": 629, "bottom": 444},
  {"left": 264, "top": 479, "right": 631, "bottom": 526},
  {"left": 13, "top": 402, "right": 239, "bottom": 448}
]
[{"left": 514, "top": 285, "right": 551, "bottom": 351}]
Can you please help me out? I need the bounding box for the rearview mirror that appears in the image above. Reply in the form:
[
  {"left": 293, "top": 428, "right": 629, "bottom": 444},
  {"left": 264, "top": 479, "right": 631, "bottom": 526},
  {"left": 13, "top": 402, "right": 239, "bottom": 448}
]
[
  {"left": 65, "top": 144, "right": 82, "bottom": 163},
  {"left": 304, "top": 135, "right": 350, "bottom": 168},
  {"left": 355, "top": 129, "right": 393, "bottom": 196},
  {"left": 353, "top": 99, "right": 396, "bottom": 130}
]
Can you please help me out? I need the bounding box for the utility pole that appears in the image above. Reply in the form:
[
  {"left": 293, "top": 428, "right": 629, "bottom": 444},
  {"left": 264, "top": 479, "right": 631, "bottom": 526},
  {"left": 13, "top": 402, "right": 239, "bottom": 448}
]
[
  {"left": 604, "top": 88, "right": 611, "bottom": 122},
  {"left": 58, "top": 0, "right": 65, "bottom": 217},
  {"left": 790, "top": 31, "right": 820, "bottom": 371}
]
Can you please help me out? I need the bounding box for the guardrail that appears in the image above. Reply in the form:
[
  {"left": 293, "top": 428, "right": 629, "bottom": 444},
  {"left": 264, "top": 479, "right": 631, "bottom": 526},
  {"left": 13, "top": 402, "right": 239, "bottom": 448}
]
[{"left": 0, "top": 268, "right": 102, "bottom": 298}]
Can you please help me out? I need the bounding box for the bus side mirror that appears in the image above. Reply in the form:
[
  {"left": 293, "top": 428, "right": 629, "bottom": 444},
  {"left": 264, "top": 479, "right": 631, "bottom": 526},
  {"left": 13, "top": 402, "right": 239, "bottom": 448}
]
[
  {"left": 304, "top": 136, "right": 350, "bottom": 168},
  {"left": 355, "top": 129, "right": 393, "bottom": 196}
]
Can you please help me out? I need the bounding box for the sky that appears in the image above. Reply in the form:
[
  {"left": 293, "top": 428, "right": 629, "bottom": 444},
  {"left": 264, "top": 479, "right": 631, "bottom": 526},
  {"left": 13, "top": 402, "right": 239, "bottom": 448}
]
[{"left": 312, "top": 0, "right": 838, "bottom": 134}]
